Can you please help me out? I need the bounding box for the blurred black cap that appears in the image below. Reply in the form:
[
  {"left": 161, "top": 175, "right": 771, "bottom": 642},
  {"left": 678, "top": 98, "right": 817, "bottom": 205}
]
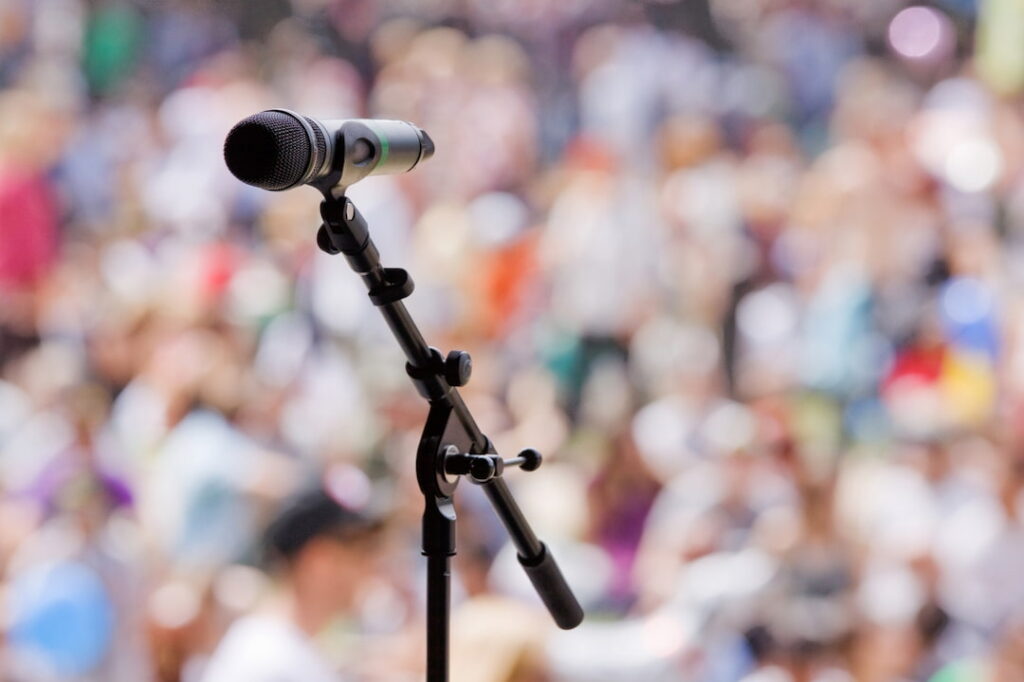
[{"left": 264, "top": 484, "right": 381, "bottom": 565}]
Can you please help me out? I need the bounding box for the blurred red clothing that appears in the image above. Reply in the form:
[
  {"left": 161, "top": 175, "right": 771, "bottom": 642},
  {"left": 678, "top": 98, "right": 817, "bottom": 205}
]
[
  {"left": 0, "top": 166, "right": 59, "bottom": 290},
  {"left": 884, "top": 343, "right": 946, "bottom": 390}
]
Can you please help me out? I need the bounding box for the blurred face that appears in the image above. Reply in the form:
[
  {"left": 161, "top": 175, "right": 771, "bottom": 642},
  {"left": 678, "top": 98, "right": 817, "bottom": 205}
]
[
  {"left": 996, "top": 622, "right": 1024, "bottom": 676},
  {"left": 509, "top": 658, "right": 551, "bottom": 682},
  {"left": 293, "top": 534, "right": 378, "bottom": 614}
]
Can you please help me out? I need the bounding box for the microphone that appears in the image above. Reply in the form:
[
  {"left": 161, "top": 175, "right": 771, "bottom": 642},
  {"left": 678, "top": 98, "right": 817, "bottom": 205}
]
[{"left": 224, "top": 109, "right": 434, "bottom": 192}]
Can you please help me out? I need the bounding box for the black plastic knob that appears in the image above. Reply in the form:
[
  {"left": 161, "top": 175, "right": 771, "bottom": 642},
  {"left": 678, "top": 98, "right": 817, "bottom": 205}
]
[
  {"left": 444, "top": 350, "right": 472, "bottom": 387},
  {"left": 469, "top": 455, "right": 501, "bottom": 482},
  {"left": 517, "top": 448, "right": 543, "bottom": 472}
]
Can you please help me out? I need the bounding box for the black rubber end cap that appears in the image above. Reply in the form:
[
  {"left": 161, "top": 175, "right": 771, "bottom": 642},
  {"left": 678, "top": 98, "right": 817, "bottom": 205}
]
[{"left": 518, "top": 542, "right": 584, "bottom": 630}]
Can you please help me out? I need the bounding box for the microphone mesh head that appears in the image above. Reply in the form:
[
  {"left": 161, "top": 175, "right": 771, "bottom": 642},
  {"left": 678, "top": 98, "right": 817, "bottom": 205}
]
[{"left": 223, "top": 110, "right": 326, "bottom": 191}]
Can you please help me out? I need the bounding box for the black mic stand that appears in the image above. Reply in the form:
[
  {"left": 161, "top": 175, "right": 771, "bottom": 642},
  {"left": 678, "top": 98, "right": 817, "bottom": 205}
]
[{"left": 315, "top": 193, "right": 584, "bottom": 682}]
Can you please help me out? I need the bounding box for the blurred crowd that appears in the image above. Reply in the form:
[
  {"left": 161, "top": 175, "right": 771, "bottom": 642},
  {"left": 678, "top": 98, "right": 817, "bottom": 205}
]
[{"left": 4, "top": 0, "right": 1024, "bottom": 680}]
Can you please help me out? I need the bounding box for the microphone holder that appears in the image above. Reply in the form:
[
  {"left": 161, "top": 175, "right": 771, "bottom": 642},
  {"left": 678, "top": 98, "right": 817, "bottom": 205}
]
[{"left": 316, "top": 193, "right": 583, "bottom": 681}]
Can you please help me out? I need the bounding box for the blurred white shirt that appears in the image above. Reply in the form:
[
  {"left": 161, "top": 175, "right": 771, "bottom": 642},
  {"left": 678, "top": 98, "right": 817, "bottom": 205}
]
[{"left": 200, "top": 615, "right": 341, "bottom": 682}]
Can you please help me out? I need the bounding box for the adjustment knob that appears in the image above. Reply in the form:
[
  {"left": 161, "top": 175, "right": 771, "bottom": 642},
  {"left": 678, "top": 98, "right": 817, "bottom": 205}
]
[
  {"left": 517, "top": 448, "right": 543, "bottom": 471},
  {"left": 444, "top": 350, "right": 472, "bottom": 387}
]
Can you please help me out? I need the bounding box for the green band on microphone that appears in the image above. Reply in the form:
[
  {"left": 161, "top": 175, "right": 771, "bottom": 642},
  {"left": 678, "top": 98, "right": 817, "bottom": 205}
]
[{"left": 368, "top": 122, "right": 390, "bottom": 166}]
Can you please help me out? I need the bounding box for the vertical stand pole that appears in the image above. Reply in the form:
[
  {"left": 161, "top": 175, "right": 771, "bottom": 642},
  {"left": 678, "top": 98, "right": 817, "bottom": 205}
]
[
  {"left": 425, "top": 553, "right": 451, "bottom": 681},
  {"left": 418, "top": 412, "right": 461, "bottom": 682},
  {"left": 422, "top": 493, "right": 456, "bottom": 682}
]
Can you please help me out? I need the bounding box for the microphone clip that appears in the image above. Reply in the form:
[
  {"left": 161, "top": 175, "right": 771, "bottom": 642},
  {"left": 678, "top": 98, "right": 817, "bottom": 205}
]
[{"left": 317, "top": 194, "right": 415, "bottom": 306}]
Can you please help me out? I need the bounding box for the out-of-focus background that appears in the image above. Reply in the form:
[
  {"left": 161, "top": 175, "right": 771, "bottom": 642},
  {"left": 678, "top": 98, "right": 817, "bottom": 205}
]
[{"left": 3, "top": 0, "right": 1024, "bottom": 680}]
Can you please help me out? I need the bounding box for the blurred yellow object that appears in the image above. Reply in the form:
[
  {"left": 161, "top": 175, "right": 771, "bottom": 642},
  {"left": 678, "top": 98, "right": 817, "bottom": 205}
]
[
  {"left": 941, "top": 350, "right": 997, "bottom": 426},
  {"left": 450, "top": 596, "right": 548, "bottom": 682},
  {"left": 977, "top": 0, "right": 1024, "bottom": 95}
]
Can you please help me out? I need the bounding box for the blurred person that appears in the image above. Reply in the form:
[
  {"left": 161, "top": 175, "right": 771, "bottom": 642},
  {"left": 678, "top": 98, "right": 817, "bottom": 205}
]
[
  {"left": 633, "top": 409, "right": 798, "bottom": 611},
  {"left": 930, "top": 610, "right": 1024, "bottom": 682},
  {"left": 539, "top": 138, "right": 660, "bottom": 339},
  {"left": 0, "top": 90, "right": 61, "bottom": 293},
  {"left": 199, "top": 483, "right": 383, "bottom": 682},
  {"left": 939, "top": 448, "right": 1024, "bottom": 637},
  {"left": 147, "top": 575, "right": 223, "bottom": 682},
  {"left": 740, "top": 624, "right": 790, "bottom": 682},
  {"left": 119, "top": 321, "right": 288, "bottom": 570},
  {"left": 450, "top": 543, "right": 552, "bottom": 682},
  {"left": 738, "top": 476, "right": 856, "bottom": 682},
  {"left": 909, "top": 601, "right": 952, "bottom": 681},
  {"left": 0, "top": 90, "right": 62, "bottom": 371},
  {"left": 4, "top": 383, "right": 150, "bottom": 681},
  {"left": 586, "top": 429, "right": 661, "bottom": 611}
]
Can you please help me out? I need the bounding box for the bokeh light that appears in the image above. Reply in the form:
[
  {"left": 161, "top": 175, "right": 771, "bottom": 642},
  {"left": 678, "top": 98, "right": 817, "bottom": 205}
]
[
  {"left": 944, "top": 136, "right": 1003, "bottom": 193},
  {"left": 888, "top": 6, "right": 954, "bottom": 61}
]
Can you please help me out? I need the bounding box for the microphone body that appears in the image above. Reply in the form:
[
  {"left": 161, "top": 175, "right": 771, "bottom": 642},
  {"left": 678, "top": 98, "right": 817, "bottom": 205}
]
[{"left": 224, "top": 109, "right": 434, "bottom": 192}]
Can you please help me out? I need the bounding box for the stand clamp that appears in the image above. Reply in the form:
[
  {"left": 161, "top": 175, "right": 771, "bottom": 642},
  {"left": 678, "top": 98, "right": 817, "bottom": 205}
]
[{"left": 444, "top": 448, "right": 543, "bottom": 483}]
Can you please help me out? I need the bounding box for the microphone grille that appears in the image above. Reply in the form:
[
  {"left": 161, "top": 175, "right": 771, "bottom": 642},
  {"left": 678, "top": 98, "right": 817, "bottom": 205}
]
[
  {"left": 224, "top": 110, "right": 326, "bottom": 191},
  {"left": 309, "top": 116, "right": 327, "bottom": 165}
]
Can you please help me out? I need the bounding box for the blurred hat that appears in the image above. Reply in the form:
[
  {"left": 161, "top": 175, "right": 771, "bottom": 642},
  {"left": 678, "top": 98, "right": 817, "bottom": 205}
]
[{"left": 264, "top": 481, "right": 380, "bottom": 564}]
